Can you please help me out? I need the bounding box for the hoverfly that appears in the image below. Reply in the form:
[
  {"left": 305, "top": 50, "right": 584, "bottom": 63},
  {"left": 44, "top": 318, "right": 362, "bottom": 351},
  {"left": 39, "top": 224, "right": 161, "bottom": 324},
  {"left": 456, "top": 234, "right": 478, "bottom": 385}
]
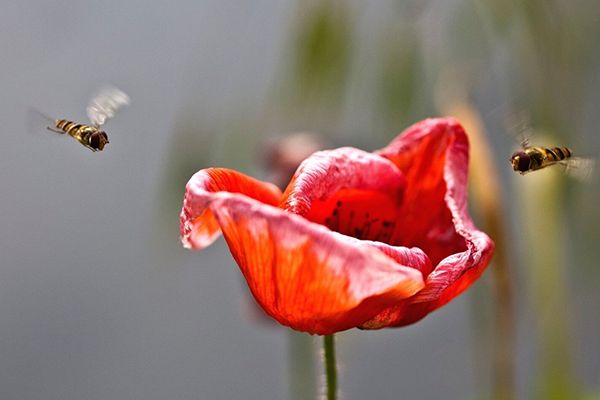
[
  {"left": 34, "top": 86, "right": 130, "bottom": 152},
  {"left": 509, "top": 135, "right": 594, "bottom": 181},
  {"left": 510, "top": 145, "right": 573, "bottom": 174}
]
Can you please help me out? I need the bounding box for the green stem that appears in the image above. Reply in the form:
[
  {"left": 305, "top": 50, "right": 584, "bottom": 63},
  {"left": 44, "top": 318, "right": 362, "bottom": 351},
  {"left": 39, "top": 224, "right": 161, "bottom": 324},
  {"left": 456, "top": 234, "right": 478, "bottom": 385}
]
[{"left": 323, "top": 334, "right": 337, "bottom": 400}]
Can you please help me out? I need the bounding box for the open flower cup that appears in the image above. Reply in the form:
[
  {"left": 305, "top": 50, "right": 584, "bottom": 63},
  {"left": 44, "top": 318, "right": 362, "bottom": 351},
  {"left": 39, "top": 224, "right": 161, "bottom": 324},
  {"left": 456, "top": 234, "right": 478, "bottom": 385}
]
[{"left": 180, "top": 118, "right": 494, "bottom": 335}]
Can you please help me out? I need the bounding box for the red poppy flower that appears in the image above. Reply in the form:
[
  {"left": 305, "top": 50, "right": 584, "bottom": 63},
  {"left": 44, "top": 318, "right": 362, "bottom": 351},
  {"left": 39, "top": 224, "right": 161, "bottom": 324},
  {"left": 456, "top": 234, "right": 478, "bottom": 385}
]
[{"left": 180, "top": 118, "right": 494, "bottom": 335}]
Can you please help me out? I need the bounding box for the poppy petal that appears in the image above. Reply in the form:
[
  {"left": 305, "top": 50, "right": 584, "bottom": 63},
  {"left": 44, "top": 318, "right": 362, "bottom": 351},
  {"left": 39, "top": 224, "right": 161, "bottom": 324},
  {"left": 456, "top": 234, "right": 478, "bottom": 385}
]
[
  {"left": 365, "top": 242, "right": 433, "bottom": 278},
  {"left": 376, "top": 118, "right": 470, "bottom": 265},
  {"left": 181, "top": 171, "right": 426, "bottom": 334},
  {"left": 281, "top": 148, "right": 407, "bottom": 243},
  {"left": 180, "top": 168, "right": 282, "bottom": 249},
  {"left": 360, "top": 118, "right": 495, "bottom": 328}
]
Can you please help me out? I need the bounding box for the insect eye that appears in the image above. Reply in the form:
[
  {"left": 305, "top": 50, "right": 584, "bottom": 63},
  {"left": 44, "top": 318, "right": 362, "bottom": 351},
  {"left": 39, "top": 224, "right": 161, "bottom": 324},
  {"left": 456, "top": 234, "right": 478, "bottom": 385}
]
[
  {"left": 90, "top": 131, "right": 109, "bottom": 150},
  {"left": 510, "top": 151, "right": 531, "bottom": 172}
]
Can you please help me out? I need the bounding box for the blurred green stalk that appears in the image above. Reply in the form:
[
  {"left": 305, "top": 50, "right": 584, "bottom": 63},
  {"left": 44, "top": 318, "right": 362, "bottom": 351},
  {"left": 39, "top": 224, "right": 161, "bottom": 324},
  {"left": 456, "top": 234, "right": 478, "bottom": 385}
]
[
  {"left": 323, "top": 334, "right": 337, "bottom": 400},
  {"left": 519, "top": 164, "right": 579, "bottom": 400},
  {"left": 439, "top": 94, "right": 515, "bottom": 400}
]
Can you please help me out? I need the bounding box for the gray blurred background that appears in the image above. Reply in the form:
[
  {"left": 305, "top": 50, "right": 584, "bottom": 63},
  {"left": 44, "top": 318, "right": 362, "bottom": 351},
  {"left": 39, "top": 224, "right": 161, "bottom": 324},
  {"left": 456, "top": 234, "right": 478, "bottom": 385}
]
[{"left": 1, "top": 1, "right": 600, "bottom": 399}]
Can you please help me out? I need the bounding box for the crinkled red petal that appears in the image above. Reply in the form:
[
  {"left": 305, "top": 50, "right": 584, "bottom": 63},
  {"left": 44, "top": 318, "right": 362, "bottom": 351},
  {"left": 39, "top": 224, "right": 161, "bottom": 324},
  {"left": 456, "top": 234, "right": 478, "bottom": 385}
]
[
  {"left": 181, "top": 168, "right": 282, "bottom": 249},
  {"left": 359, "top": 118, "right": 495, "bottom": 328},
  {"left": 281, "top": 148, "right": 407, "bottom": 243},
  {"left": 181, "top": 168, "right": 427, "bottom": 335}
]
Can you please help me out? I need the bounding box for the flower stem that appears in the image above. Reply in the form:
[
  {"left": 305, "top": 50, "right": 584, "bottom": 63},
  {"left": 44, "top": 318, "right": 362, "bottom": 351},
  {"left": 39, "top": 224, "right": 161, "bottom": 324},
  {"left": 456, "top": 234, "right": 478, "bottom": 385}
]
[{"left": 323, "top": 334, "right": 337, "bottom": 400}]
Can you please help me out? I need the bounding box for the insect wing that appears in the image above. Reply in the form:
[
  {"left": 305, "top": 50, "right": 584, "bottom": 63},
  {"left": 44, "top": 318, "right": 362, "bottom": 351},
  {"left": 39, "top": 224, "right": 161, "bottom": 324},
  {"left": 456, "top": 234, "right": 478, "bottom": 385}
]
[
  {"left": 504, "top": 110, "right": 533, "bottom": 149},
  {"left": 560, "top": 157, "right": 595, "bottom": 182},
  {"left": 86, "top": 86, "right": 130, "bottom": 126}
]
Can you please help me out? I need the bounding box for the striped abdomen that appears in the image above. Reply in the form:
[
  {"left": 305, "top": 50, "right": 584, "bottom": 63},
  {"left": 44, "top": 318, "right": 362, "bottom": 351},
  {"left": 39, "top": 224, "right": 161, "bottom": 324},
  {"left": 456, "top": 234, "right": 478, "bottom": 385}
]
[
  {"left": 54, "top": 119, "right": 109, "bottom": 151},
  {"left": 543, "top": 146, "right": 572, "bottom": 161},
  {"left": 528, "top": 146, "right": 572, "bottom": 171},
  {"left": 56, "top": 119, "right": 91, "bottom": 139}
]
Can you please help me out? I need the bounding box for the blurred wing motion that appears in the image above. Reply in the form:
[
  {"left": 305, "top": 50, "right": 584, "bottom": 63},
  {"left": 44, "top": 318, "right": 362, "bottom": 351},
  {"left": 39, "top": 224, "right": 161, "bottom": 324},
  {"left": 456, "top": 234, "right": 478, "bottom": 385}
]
[
  {"left": 504, "top": 110, "right": 532, "bottom": 149},
  {"left": 560, "top": 157, "right": 595, "bottom": 182},
  {"left": 86, "top": 86, "right": 130, "bottom": 126}
]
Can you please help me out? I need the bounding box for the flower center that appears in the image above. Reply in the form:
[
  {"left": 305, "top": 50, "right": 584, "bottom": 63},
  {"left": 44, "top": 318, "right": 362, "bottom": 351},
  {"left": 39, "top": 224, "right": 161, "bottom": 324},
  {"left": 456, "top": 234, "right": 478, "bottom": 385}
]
[{"left": 304, "top": 188, "right": 400, "bottom": 242}]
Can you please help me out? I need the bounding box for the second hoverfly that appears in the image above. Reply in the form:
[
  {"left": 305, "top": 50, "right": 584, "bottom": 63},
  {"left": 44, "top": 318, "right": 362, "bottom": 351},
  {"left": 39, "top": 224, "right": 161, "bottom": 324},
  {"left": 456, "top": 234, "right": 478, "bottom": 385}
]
[
  {"left": 510, "top": 145, "right": 572, "bottom": 174},
  {"left": 510, "top": 143, "right": 594, "bottom": 180},
  {"left": 505, "top": 112, "right": 594, "bottom": 179},
  {"left": 44, "top": 86, "right": 130, "bottom": 152}
]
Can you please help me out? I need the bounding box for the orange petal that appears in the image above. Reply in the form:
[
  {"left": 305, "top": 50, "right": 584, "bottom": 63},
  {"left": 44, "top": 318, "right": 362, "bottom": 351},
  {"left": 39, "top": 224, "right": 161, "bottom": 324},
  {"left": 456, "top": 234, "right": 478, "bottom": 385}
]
[{"left": 180, "top": 168, "right": 282, "bottom": 249}]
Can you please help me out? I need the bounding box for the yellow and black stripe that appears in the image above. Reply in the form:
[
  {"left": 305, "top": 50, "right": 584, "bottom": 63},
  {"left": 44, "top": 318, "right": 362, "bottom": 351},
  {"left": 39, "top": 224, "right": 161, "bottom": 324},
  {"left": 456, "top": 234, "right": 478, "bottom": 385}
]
[
  {"left": 56, "top": 119, "right": 85, "bottom": 138},
  {"left": 532, "top": 146, "right": 572, "bottom": 170},
  {"left": 542, "top": 146, "right": 572, "bottom": 162}
]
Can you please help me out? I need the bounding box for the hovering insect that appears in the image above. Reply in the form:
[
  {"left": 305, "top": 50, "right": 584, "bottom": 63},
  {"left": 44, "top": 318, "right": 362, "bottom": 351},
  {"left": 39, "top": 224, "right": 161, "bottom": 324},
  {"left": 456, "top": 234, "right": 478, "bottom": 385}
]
[
  {"left": 504, "top": 110, "right": 593, "bottom": 179},
  {"left": 510, "top": 141, "right": 594, "bottom": 180},
  {"left": 510, "top": 145, "right": 572, "bottom": 174},
  {"left": 38, "top": 86, "right": 130, "bottom": 152}
]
